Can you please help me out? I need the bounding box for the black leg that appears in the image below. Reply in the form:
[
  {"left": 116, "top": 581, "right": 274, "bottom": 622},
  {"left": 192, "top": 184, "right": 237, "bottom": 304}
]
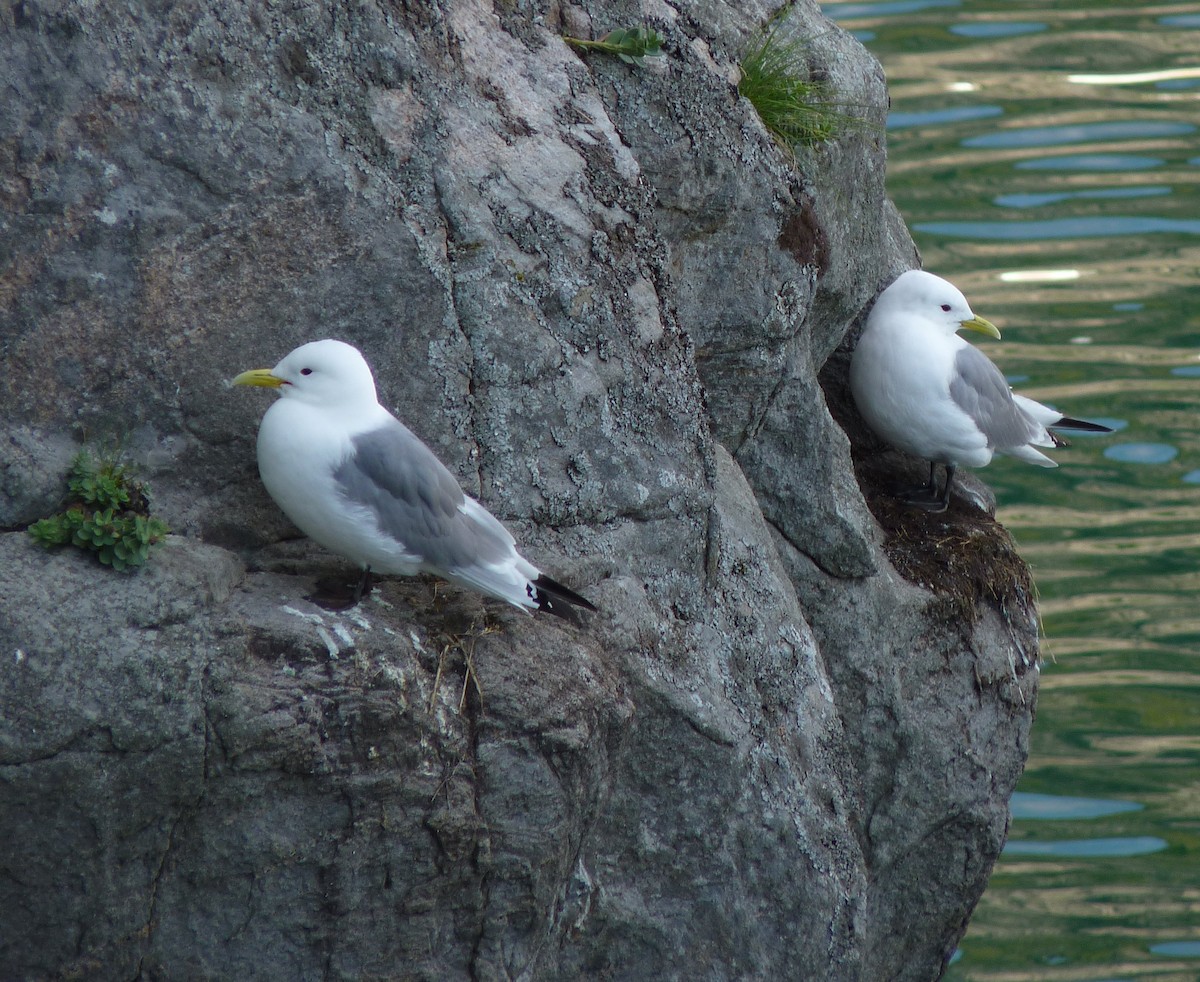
[
  {"left": 939, "top": 465, "right": 956, "bottom": 511},
  {"left": 901, "top": 463, "right": 953, "bottom": 513},
  {"left": 352, "top": 566, "right": 374, "bottom": 605},
  {"left": 897, "top": 461, "right": 939, "bottom": 503},
  {"left": 308, "top": 566, "right": 373, "bottom": 611}
]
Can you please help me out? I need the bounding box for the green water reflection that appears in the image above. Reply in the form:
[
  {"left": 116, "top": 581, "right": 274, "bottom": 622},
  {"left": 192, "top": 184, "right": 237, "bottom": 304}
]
[{"left": 823, "top": 0, "right": 1200, "bottom": 977}]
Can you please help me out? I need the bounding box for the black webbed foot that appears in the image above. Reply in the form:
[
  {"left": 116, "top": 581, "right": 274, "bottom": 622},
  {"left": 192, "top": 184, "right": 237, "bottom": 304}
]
[
  {"left": 307, "top": 567, "right": 374, "bottom": 611},
  {"left": 894, "top": 463, "right": 955, "bottom": 513},
  {"left": 901, "top": 495, "right": 949, "bottom": 514}
]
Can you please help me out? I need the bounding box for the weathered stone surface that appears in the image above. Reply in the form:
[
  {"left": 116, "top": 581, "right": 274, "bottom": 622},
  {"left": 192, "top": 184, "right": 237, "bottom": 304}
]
[{"left": 0, "top": 1, "right": 1037, "bottom": 980}]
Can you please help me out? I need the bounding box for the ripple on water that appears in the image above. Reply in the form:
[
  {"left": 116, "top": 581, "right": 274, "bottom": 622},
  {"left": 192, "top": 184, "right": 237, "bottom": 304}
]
[
  {"left": 950, "top": 21, "right": 1046, "bottom": 38},
  {"left": 864, "top": 5, "right": 1200, "bottom": 979},
  {"left": 1169, "top": 365, "right": 1200, "bottom": 377},
  {"left": 1015, "top": 154, "right": 1165, "bottom": 171},
  {"left": 823, "top": 0, "right": 960, "bottom": 19},
  {"left": 1011, "top": 792, "right": 1143, "bottom": 820},
  {"left": 1103, "top": 443, "right": 1179, "bottom": 464},
  {"left": 914, "top": 217, "right": 1200, "bottom": 239},
  {"left": 963, "top": 120, "right": 1195, "bottom": 149},
  {"left": 888, "top": 105, "right": 1003, "bottom": 129},
  {"left": 1004, "top": 836, "right": 1168, "bottom": 858},
  {"left": 1151, "top": 941, "right": 1200, "bottom": 957},
  {"left": 995, "top": 187, "right": 1171, "bottom": 208}
]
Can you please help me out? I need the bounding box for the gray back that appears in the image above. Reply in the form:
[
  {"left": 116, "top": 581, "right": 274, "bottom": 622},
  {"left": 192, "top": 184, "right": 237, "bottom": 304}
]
[
  {"left": 334, "top": 422, "right": 511, "bottom": 571},
  {"left": 950, "top": 346, "right": 1041, "bottom": 449}
]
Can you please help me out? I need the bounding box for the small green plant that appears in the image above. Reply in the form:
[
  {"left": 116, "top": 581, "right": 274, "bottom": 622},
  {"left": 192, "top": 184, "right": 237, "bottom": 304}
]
[
  {"left": 29, "top": 453, "right": 169, "bottom": 572},
  {"left": 564, "top": 26, "right": 664, "bottom": 67},
  {"left": 739, "top": 24, "right": 841, "bottom": 151}
]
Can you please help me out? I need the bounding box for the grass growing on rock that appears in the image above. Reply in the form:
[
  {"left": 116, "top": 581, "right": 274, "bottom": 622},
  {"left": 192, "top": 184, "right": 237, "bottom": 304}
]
[{"left": 738, "top": 24, "right": 844, "bottom": 151}]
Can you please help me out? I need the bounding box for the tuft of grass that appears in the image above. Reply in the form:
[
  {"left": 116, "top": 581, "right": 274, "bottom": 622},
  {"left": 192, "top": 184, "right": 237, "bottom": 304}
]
[
  {"left": 739, "top": 25, "right": 841, "bottom": 151},
  {"left": 29, "top": 452, "right": 169, "bottom": 572},
  {"left": 564, "top": 26, "right": 664, "bottom": 67}
]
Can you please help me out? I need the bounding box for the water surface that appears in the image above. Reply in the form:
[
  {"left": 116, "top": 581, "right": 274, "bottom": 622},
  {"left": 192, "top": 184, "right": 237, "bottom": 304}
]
[{"left": 823, "top": 1, "right": 1200, "bottom": 978}]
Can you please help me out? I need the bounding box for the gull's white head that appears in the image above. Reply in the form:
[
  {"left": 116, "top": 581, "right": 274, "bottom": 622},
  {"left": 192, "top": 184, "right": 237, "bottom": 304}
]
[
  {"left": 232, "top": 339, "right": 380, "bottom": 408},
  {"left": 874, "top": 269, "right": 1001, "bottom": 340}
]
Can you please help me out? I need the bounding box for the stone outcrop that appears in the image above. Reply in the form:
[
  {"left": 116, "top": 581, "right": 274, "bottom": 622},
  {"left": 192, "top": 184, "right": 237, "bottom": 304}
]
[{"left": 0, "top": 1, "right": 1037, "bottom": 979}]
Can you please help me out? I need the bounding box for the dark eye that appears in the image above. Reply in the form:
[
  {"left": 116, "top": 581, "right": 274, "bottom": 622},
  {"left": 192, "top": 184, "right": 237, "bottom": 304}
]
[
  {"left": 300, "top": 368, "right": 313, "bottom": 376},
  {"left": 940, "top": 304, "right": 952, "bottom": 312}
]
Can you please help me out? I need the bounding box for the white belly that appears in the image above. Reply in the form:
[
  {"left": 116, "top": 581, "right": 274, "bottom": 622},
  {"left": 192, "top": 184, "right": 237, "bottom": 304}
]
[
  {"left": 851, "top": 325, "right": 993, "bottom": 468},
  {"left": 256, "top": 400, "right": 423, "bottom": 574}
]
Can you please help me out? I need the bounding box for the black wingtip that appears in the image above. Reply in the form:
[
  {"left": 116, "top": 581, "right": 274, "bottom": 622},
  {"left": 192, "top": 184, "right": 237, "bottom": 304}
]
[
  {"left": 531, "top": 574, "right": 598, "bottom": 619},
  {"left": 1051, "top": 416, "right": 1114, "bottom": 433}
]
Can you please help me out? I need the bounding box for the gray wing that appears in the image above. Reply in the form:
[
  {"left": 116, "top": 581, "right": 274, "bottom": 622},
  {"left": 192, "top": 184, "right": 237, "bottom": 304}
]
[
  {"left": 950, "top": 346, "right": 1042, "bottom": 449},
  {"left": 334, "top": 421, "right": 513, "bottom": 570}
]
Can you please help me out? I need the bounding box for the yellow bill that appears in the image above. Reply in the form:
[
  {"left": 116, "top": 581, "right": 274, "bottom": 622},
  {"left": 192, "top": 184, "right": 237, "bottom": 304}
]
[
  {"left": 232, "top": 368, "right": 284, "bottom": 388},
  {"left": 960, "top": 314, "right": 1001, "bottom": 339}
]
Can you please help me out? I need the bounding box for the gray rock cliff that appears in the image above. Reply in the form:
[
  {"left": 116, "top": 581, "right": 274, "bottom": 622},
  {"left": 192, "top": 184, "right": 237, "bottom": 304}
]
[{"left": 0, "top": 1, "right": 1037, "bottom": 979}]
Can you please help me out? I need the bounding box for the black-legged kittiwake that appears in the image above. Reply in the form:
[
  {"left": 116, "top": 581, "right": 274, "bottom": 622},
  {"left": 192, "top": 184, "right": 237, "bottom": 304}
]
[
  {"left": 850, "top": 270, "right": 1112, "bottom": 512},
  {"left": 233, "top": 339, "right": 596, "bottom": 616}
]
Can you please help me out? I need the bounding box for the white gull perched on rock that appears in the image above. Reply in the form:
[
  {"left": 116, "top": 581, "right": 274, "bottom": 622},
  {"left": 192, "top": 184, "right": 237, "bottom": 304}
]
[
  {"left": 850, "top": 270, "right": 1112, "bottom": 512},
  {"left": 233, "top": 339, "right": 596, "bottom": 616}
]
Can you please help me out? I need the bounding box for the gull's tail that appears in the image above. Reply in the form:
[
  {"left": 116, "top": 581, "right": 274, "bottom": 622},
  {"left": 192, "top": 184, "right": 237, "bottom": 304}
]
[
  {"left": 1012, "top": 394, "right": 1114, "bottom": 434},
  {"left": 530, "top": 574, "right": 598, "bottom": 619},
  {"left": 1049, "top": 416, "right": 1113, "bottom": 433},
  {"left": 1006, "top": 393, "right": 1113, "bottom": 464}
]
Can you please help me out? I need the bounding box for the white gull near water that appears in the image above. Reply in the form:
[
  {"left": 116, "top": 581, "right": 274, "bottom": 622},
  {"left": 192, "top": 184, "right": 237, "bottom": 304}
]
[{"left": 850, "top": 270, "right": 1112, "bottom": 512}]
